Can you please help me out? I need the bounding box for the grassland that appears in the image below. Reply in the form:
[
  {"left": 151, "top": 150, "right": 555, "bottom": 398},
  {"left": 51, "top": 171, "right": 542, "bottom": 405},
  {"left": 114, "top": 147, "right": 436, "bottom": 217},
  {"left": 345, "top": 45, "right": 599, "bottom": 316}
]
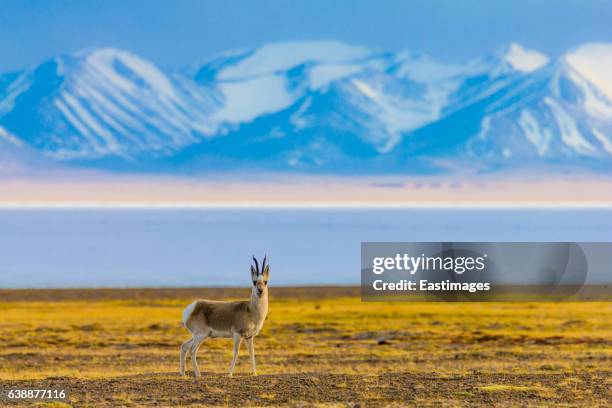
[{"left": 0, "top": 287, "right": 610, "bottom": 407}]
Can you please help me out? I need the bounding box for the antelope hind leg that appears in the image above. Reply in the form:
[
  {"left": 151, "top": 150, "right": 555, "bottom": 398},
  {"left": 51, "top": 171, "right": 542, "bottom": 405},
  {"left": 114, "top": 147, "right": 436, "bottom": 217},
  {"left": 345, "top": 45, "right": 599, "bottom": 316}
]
[
  {"left": 179, "top": 338, "right": 193, "bottom": 376},
  {"left": 190, "top": 335, "right": 206, "bottom": 378}
]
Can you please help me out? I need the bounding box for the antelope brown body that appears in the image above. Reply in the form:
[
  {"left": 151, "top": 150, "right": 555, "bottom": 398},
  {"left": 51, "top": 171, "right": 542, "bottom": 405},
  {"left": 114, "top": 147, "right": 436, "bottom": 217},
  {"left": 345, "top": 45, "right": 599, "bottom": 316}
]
[{"left": 180, "top": 256, "right": 270, "bottom": 377}]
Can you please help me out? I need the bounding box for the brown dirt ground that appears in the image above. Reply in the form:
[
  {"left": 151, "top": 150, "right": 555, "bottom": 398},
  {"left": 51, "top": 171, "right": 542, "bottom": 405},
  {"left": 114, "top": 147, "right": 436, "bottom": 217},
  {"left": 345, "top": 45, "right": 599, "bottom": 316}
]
[
  {"left": 2, "top": 371, "right": 610, "bottom": 407},
  {"left": 0, "top": 287, "right": 610, "bottom": 407}
]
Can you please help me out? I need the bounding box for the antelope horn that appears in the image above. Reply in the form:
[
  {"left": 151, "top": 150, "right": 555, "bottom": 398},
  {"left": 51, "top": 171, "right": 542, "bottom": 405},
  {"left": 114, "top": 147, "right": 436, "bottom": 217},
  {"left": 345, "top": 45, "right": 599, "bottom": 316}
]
[
  {"left": 261, "top": 255, "right": 267, "bottom": 272},
  {"left": 252, "top": 255, "right": 260, "bottom": 275}
]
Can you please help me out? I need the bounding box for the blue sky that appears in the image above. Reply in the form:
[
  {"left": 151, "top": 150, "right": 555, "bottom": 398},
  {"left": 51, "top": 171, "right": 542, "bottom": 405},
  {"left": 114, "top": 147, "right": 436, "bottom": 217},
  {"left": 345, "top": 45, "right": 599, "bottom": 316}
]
[{"left": 1, "top": 0, "right": 611, "bottom": 72}]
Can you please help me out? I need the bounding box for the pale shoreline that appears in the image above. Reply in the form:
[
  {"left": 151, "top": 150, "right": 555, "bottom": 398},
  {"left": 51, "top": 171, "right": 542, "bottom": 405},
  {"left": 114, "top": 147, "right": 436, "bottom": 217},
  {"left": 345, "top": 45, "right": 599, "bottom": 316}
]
[{"left": 2, "top": 175, "right": 612, "bottom": 207}]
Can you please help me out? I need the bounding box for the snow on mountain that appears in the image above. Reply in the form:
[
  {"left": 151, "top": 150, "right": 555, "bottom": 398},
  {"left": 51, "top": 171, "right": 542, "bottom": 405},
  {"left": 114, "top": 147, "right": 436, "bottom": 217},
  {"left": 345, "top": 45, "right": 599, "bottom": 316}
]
[
  {"left": 215, "top": 41, "right": 372, "bottom": 80},
  {"left": 1, "top": 41, "right": 612, "bottom": 174},
  {"left": 0, "top": 48, "right": 219, "bottom": 160},
  {"left": 565, "top": 43, "right": 612, "bottom": 101},
  {"left": 197, "top": 48, "right": 468, "bottom": 167},
  {"left": 213, "top": 74, "right": 296, "bottom": 123},
  {"left": 0, "top": 125, "right": 21, "bottom": 146},
  {"left": 199, "top": 43, "right": 558, "bottom": 166},
  {"left": 199, "top": 41, "right": 377, "bottom": 125},
  {"left": 437, "top": 52, "right": 612, "bottom": 164},
  {"left": 503, "top": 43, "right": 549, "bottom": 73}
]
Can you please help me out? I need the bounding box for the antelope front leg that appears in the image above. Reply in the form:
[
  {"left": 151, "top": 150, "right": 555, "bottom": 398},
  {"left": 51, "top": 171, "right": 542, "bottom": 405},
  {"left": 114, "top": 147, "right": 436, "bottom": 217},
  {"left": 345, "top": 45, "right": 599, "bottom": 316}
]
[
  {"left": 247, "top": 337, "right": 257, "bottom": 375},
  {"left": 228, "top": 333, "right": 242, "bottom": 377}
]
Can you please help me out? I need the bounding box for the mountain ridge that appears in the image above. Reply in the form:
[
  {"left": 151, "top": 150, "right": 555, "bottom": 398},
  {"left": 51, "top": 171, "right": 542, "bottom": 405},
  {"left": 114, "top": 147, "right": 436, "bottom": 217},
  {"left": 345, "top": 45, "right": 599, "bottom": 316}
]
[{"left": 1, "top": 41, "right": 611, "bottom": 175}]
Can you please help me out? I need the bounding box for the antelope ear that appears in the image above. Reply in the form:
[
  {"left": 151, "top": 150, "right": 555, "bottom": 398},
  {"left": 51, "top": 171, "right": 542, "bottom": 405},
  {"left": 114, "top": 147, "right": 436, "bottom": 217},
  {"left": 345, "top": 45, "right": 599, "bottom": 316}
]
[
  {"left": 251, "top": 265, "right": 257, "bottom": 279},
  {"left": 262, "top": 264, "right": 270, "bottom": 279}
]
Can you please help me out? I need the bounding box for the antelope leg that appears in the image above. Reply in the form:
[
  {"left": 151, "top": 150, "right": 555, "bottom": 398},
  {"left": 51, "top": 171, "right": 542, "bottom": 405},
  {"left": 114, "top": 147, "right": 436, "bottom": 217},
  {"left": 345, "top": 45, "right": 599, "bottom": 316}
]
[{"left": 228, "top": 333, "right": 242, "bottom": 377}]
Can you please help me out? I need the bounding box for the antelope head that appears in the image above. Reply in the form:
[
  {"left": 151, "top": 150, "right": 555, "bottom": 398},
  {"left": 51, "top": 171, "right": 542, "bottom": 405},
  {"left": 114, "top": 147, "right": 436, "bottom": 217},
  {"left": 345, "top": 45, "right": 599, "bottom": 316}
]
[{"left": 251, "top": 255, "right": 270, "bottom": 298}]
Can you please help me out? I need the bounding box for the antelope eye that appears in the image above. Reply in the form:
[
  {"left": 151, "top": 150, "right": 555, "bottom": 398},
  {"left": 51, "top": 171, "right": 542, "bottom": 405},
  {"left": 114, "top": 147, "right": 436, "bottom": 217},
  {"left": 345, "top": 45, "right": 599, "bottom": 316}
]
[{"left": 264, "top": 281, "right": 268, "bottom": 285}]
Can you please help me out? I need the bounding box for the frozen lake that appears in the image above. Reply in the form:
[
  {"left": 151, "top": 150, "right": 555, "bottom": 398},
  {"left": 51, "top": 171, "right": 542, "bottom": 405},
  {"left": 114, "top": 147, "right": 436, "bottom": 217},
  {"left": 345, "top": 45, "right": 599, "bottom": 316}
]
[{"left": 0, "top": 208, "right": 611, "bottom": 287}]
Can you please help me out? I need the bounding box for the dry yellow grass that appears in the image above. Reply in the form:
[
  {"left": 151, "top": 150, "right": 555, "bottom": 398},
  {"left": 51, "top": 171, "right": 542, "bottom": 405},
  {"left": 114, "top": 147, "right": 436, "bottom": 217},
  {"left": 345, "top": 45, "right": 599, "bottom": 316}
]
[{"left": 0, "top": 288, "right": 610, "bottom": 406}]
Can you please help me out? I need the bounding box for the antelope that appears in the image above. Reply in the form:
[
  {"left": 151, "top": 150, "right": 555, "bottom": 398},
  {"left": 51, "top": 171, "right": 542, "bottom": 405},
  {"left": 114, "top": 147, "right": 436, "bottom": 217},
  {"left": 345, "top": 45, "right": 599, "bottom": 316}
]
[{"left": 180, "top": 256, "right": 270, "bottom": 378}]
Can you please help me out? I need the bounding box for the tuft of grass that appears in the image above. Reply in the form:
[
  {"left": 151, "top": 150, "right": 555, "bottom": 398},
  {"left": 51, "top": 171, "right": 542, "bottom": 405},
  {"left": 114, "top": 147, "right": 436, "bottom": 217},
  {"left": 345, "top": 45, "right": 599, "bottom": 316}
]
[
  {"left": 479, "top": 384, "right": 551, "bottom": 395},
  {"left": 479, "top": 384, "right": 532, "bottom": 392}
]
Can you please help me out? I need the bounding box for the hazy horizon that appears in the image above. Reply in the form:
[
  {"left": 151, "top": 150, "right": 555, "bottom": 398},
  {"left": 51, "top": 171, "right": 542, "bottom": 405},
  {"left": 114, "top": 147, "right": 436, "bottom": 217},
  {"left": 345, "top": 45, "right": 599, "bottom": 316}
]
[{"left": 2, "top": 175, "right": 612, "bottom": 206}]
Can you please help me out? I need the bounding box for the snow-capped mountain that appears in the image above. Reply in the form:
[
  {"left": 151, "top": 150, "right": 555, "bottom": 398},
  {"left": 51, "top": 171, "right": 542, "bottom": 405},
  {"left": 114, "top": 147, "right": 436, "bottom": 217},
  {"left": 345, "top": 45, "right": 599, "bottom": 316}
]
[
  {"left": 417, "top": 43, "right": 612, "bottom": 167},
  {"left": 0, "top": 48, "right": 219, "bottom": 161},
  {"left": 1, "top": 41, "right": 611, "bottom": 174}
]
